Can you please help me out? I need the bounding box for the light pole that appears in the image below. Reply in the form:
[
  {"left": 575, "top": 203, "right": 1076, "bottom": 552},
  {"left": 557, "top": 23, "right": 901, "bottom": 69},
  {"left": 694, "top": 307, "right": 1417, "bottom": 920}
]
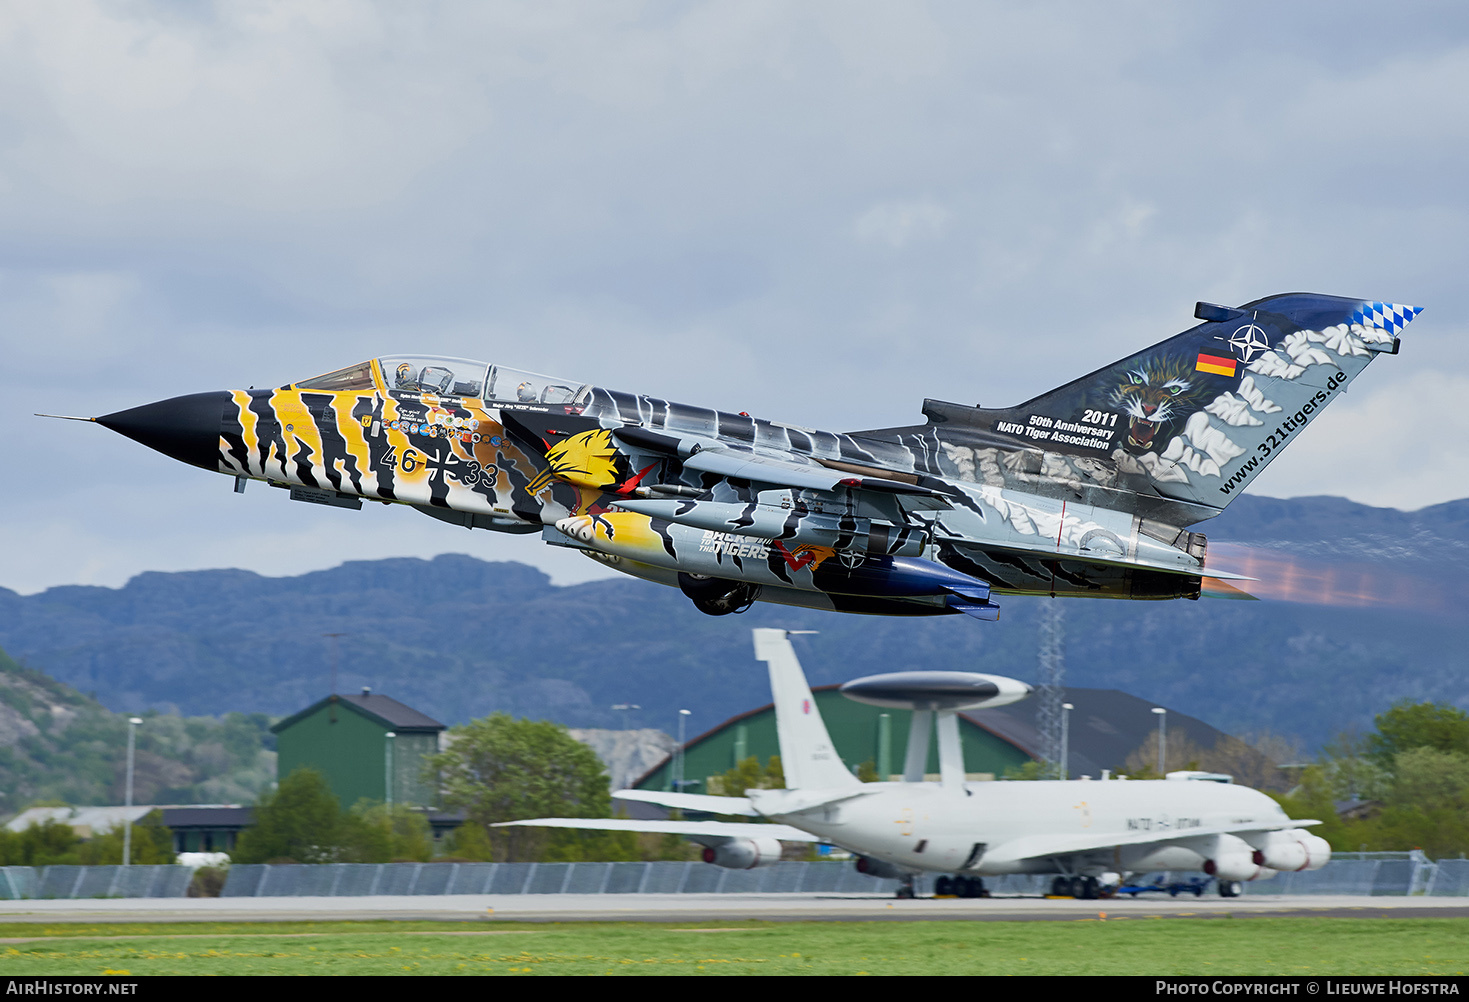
[
  {"left": 385, "top": 731, "right": 396, "bottom": 807},
  {"left": 675, "top": 709, "right": 691, "bottom": 791},
  {"left": 122, "top": 716, "right": 142, "bottom": 866},
  {"left": 1151, "top": 707, "right": 1167, "bottom": 776},
  {"left": 1060, "top": 703, "right": 1074, "bottom": 781},
  {"left": 610, "top": 705, "right": 642, "bottom": 788},
  {"left": 323, "top": 632, "right": 345, "bottom": 694}
]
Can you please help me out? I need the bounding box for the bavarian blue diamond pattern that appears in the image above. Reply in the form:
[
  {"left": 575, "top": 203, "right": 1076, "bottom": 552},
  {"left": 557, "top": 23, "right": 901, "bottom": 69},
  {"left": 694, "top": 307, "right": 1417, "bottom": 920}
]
[{"left": 1349, "top": 301, "right": 1423, "bottom": 336}]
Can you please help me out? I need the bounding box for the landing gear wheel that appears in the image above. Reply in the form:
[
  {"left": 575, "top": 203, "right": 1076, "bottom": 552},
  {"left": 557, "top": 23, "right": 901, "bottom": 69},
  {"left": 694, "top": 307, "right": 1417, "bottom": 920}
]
[
  {"left": 895, "top": 875, "right": 917, "bottom": 899},
  {"left": 955, "top": 876, "right": 988, "bottom": 899},
  {"left": 935, "top": 875, "right": 954, "bottom": 896},
  {"left": 1218, "top": 880, "right": 1243, "bottom": 898},
  {"left": 1050, "top": 876, "right": 1071, "bottom": 897},
  {"left": 1070, "top": 875, "right": 1100, "bottom": 900}
]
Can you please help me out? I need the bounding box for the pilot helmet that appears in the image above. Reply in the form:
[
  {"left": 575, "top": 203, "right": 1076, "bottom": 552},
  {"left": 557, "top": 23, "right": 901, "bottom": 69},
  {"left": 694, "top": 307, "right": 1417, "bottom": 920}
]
[{"left": 396, "top": 363, "right": 416, "bottom": 388}]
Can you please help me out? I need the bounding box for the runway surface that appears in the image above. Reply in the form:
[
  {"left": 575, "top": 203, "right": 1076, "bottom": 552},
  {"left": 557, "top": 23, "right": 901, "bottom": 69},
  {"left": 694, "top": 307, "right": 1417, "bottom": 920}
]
[{"left": 1, "top": 894, "right": 1466, "bottom": 924}]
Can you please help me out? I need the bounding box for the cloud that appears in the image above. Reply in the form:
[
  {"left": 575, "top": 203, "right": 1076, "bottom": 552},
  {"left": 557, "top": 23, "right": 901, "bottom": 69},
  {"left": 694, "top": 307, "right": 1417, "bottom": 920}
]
[
  {"left": 1246, "top": 368, "right": 1469, "bottom": 510},
  {"left": 853, "top": 198, "right": 951, "bottom": 248}
]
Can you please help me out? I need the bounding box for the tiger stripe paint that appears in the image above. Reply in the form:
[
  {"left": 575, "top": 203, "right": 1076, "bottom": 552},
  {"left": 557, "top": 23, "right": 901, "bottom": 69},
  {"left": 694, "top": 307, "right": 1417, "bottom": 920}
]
[{"left": 87, "top": 293, "right": 1417, "bottom": 621}]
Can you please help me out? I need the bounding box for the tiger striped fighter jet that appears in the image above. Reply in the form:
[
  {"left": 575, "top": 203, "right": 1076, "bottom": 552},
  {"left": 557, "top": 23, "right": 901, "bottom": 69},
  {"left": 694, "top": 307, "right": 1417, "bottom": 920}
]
[{"left": 74, "top": 293, "right": 1417, "bottom": 621}]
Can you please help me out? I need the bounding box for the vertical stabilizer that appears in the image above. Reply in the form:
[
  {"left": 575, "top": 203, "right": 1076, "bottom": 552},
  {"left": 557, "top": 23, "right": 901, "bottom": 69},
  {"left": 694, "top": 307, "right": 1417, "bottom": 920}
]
[
  {"left": 914, "top": 294, "right": 1421, "bottom": 514},
  {"left": 752, "top": 629, "right": 861, "bottom": 791}
]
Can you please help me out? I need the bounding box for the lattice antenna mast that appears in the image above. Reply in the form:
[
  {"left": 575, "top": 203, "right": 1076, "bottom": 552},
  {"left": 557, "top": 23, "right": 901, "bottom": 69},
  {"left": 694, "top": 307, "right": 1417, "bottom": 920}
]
[{"left": 1035, "top": 599, "right": 1066, "bottom": 780}]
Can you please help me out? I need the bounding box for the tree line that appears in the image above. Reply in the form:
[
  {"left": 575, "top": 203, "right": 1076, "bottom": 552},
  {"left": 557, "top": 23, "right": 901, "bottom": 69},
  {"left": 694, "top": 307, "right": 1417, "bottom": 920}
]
[
  {"left": 233, "top": 713, "right": 693, "bottom": 864},
  {"left": 1276, "top": 700, "right": 1469, "bottom": 858},
  {"left": 6, "top": 701, "right": 1467, "bottom": 864}
]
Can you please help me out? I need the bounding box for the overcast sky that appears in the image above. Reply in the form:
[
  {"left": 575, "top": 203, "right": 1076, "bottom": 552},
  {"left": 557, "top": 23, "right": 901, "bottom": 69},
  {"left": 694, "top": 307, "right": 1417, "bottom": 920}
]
[{"left": 2, "top": 1, "right": 1467, "bottom": 596}]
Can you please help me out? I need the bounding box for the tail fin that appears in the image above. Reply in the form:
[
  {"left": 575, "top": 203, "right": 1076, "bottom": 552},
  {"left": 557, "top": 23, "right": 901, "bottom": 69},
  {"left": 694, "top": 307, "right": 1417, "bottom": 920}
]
[
  {"left": 752, "top": 629, "right": 860, "bottom": 791},
  {"left": 926, "top": 294, "right": 1420, "bottom": 513}
]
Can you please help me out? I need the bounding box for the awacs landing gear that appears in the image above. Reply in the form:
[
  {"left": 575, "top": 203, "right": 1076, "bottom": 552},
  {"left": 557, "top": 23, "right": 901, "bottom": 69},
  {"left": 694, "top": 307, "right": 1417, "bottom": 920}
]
[
  {"left": 1051, "top": 875, "right": 1103, "bottom": 899},
  {"left": 1217, "top": 879, "right": 1243, "bottom": 898},
  {"left": 934, "top": 875, "right": 989, "bottom": 898},
  {"left": 677, "top": 573, "right": 762, "bottom": 616}
]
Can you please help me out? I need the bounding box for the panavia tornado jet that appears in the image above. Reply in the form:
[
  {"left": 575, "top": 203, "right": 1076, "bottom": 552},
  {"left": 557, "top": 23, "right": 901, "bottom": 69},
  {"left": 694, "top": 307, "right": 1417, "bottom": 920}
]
[{"left": 72, "top": 293, "right": 1418, "bottom": 621}]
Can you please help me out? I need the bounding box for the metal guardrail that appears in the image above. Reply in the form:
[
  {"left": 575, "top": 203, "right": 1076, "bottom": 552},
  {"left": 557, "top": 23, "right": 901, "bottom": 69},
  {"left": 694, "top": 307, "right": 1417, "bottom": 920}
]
[
  {"left": 220, "top": 861, "right": 904, "bottom": 896},
  {"left": 0, "top": 865, "right": 194, "bottom": 900},
  {"left": 1424, "top": 858, "right": 1469, "bottom": 896},
  {"left": 1, "top": 854, "right": 1466, "bottom": 899},
  {"left": 1241, "top": 850, "right": 1437, "bottom": 896}
]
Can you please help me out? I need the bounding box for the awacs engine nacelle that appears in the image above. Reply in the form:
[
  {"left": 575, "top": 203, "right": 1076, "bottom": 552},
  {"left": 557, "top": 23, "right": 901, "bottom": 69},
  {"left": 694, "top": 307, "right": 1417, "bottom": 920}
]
[
  {"left": 1201, "top": 834, "right": 1269, "bottom": 882},
  {"left": 702, "top": 837, "right": 783, "bottom": 870},
  {"left": 1251, "top": 830, "right": 1331, "bottom": 872},
  {"left": 1202, "top": 853, "right": 1265, "bottom": 882},
  {"left": 854, "top": 856, "right": 909, "bottom": 881}
]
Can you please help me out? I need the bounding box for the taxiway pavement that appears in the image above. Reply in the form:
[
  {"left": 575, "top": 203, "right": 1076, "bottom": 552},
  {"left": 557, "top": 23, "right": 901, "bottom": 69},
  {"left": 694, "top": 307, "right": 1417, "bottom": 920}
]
[{"left": 0, "top": 894, "right": 1465, "bottom": 924}]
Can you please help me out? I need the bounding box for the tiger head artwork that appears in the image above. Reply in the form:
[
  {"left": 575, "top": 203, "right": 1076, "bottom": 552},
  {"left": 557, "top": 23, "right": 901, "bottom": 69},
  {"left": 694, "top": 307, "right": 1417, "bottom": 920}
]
[{"left": 1104, "top": 356, "right": 1211, "bottom": 454}]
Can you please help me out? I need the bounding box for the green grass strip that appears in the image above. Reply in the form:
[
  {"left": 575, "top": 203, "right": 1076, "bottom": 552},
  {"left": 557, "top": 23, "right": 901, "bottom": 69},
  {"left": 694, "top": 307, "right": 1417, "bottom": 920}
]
[{"left": 0, "top": 917, "right": 1466, "bottom": 975}]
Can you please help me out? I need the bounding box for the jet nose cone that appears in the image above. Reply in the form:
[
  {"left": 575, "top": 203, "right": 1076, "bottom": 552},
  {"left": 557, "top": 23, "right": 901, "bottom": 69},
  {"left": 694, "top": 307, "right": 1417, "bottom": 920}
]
[{"left": 96, "top": 391, "right": 231, "bottom": 472}]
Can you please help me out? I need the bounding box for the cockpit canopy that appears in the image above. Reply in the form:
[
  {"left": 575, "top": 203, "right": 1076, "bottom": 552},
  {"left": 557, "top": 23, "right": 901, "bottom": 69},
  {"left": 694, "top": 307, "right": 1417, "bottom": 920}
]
[
  {"left": 295, "top": 356, "right": 589, "bottom": 404},
  {"left": 380, "top": 355, "right": 487, "bottom": 397}
]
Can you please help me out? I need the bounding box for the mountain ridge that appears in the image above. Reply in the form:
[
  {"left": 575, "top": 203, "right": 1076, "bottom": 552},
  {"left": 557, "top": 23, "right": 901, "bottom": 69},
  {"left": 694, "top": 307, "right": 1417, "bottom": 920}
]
[{"left": 0, "top": 495, "right": 1463, "bottom": 752}]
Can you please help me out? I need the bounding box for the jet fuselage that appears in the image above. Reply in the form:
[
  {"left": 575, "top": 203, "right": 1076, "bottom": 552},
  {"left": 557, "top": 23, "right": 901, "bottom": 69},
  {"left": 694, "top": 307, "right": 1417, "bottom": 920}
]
[{"left": 89, "top": 293, "right": 1419, "bottom": 620}]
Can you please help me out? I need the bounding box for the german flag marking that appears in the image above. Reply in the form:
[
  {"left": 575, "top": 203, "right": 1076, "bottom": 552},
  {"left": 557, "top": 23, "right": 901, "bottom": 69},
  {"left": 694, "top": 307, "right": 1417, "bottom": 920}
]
[{"left": 1196, "top": 352, "right": 1238, "bottom": 377}]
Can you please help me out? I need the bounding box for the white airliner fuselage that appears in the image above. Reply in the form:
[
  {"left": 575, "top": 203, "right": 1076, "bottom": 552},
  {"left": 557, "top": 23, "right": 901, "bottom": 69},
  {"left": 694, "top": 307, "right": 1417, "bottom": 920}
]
[
  {"left": 751, "top": 775, "right": 1301, "bottom": 878},
  {"left": 502, "top": 629, "right": 1328, "bottom": 898}
]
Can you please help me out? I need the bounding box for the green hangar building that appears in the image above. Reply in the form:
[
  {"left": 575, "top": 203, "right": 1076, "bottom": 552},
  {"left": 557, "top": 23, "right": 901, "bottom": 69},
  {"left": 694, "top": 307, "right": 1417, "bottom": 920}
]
[
  {"left": 633, "top": 685, "right": 1033, "bottom": 792},
  {"left": 271, "top": 689, "right": 445, "bottom": 809}
]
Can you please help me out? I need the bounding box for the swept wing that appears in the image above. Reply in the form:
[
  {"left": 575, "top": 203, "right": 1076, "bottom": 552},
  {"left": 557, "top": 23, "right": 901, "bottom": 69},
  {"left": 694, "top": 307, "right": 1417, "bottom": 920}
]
[{"left": 982, "top": 819, "right": 1323, "bottom": 865}]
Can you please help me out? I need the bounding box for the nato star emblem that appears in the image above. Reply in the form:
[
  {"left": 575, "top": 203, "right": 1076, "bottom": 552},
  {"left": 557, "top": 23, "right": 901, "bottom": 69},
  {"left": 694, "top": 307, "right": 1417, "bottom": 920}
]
[{"left": 1227, "top": 323, "right": 1270, "bottom": 362}]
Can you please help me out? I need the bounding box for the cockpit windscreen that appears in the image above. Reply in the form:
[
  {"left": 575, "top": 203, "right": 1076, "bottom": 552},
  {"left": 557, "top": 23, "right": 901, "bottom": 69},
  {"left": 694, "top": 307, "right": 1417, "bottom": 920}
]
[{"left": 378, "top": 356, "right": 490, "bottom": 398}]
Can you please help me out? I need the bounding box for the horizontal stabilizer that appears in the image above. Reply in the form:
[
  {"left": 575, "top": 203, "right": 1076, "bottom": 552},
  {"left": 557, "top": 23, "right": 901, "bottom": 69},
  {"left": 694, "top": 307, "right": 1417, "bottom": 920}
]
[
  {"left": 492, "top": 817, "right": 821, "bottom": 843},
  {"left": 946, "top": 596, "right": 1002, "bottom": 620},
  {"left": 613, "top": 789, "right": 758, "bottom": 817},
  {"left": 745, "top": 786, "right": 875, "bottom": 816},
  {"left": 1199, "top": 568, "right": 1256, "bottom": 582}
]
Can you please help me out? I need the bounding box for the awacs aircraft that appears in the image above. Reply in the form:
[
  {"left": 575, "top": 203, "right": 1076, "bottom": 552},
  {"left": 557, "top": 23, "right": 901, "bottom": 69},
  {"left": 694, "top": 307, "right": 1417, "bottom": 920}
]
[
  {"left": 69, "top": 293, "right": 1418, "bottom": 620},
  {"left": 498, "top": 629, "right": 1330, "bottom": 899}
]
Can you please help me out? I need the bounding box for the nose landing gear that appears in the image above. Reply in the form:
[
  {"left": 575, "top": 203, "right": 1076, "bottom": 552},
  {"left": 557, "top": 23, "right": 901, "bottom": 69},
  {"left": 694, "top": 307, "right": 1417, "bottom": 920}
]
[{"left": 677, "top": 573, "right": 762, "bottom": 616}]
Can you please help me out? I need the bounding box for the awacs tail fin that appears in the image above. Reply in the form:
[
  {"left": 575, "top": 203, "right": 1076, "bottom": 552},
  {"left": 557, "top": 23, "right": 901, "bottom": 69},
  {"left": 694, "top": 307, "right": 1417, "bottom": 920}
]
[
  {"left": 924, "top": 294, "right": 1419, "bottom": 514},
  {"left": 752, "top": 629, "right": 861, "bottom": 791}
]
